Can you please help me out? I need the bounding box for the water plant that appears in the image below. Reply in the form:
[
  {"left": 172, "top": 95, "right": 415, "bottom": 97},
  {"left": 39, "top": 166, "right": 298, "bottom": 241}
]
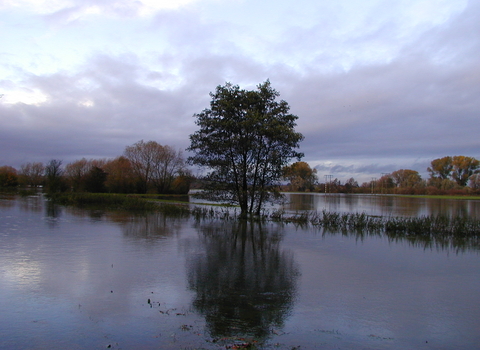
[{"left": 272, "top": 209, "right": 480, "bottom": 239}]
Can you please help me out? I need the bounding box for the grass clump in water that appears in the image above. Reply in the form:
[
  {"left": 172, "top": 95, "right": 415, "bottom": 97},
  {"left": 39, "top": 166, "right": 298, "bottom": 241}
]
[{"left": 276, "top": 209, "right": 480, "bottom": 238}]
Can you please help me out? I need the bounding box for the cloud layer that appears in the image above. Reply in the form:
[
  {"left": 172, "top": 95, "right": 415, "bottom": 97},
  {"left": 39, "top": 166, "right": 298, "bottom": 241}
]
[{"left": 1, "top": 0, "right": 478, "bottom": 182}]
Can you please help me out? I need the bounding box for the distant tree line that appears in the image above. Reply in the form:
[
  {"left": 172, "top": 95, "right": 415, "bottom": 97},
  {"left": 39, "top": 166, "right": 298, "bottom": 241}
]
[
  {"left": 2, "top": 78, "right": 474, "bottom": 217},
  {"left": 282, "top": 156, "right": 480, "bottom": 195},
  {"left": 1, "top": 153, "right": 478, "bottom": 196},
  {"left": 0, "top": 140, "right": 192, "bottom": 195}
]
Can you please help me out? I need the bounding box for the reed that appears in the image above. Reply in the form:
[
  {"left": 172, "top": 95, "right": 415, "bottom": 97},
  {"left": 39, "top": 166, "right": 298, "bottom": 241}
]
[{"left": 277, "top": 210, "right": 480, "bottom": 237}]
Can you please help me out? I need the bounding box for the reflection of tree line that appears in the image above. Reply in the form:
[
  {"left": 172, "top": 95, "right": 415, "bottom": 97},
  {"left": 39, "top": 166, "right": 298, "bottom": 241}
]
[
  {"left": 1, "top": 193, "right": 44, "bottom": 211},
  {"left": 285, "top": 194, "right": 480, "bottom": 219},
  {"left": 113, "top": 212, "right": 187, "bottom": 240},
  {"left": 0, "top": 194, "right": 17, "bottom": 209},
  {"left": 53, "top": 206, "right": 188, "bottom": 240},
  {"left": 386, "top": 231, "right": 480, "bottom": 253},
  {"left": 186, "top": 220, "right": 299, "bottom": 340}
]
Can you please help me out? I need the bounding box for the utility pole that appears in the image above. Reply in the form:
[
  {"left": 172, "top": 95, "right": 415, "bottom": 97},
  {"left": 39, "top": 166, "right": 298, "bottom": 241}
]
[
  {"left": 324, "top": 175, "right": 333, "bottom": 195},
  {"left": 371, "top": 177, "right": 377, "bottom": 194}
]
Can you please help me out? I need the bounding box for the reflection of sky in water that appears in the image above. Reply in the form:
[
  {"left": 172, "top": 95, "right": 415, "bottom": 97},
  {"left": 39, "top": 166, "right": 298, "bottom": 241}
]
[
  {"left": 282, "top": 230, "right": 480, "bottom": 347},
  {"left": 0, "top": 195, "right": 479, "bottom": 349}
]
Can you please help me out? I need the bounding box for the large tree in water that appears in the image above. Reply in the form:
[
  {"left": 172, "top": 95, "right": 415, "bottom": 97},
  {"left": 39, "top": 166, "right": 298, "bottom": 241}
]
[{"left": 188, "top": 80, "right": 303, "bottom": 216}]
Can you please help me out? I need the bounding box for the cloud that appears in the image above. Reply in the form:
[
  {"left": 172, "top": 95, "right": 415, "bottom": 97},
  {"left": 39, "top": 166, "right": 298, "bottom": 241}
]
[
  {"left": 1, "top": 0, "right": 206, "bottom": 16},
  {"left": 0, "top": 53, "right": 203, "bottom": 166},
  {"left": 286, "top": 1, "right": 480, "bottom": 162},
  {"left": 0, "top": 0, "right": 478, "bottom": 179}
]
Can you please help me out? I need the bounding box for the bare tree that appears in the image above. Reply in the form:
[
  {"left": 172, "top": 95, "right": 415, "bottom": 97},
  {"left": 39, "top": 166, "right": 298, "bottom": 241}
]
[
  {"left": 151, "top": 145, "right": 186, "bottom": 193},
  {"left": 19, "top": 162, "right": 45, "bottom": 187},
  {"left": 44, "top": 159, "right": 65, "bottom": 193},
  {"left": 64, "top": 158, "right": 91, "bottom": 191},
  {"left": 124, "top": 140, "right": 186, "bottom": 194}
]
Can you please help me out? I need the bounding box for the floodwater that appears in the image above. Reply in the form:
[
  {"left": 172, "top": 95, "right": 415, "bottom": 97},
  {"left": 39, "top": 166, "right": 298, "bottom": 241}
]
[
  {"left": 281, "top": 193, "right": 480, "bottom": 218},
  {"left": 1, "top": 193, "right": 479, "bottom": 349}
]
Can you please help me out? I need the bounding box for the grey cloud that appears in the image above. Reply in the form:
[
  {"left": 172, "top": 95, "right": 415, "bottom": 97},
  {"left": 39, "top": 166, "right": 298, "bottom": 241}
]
[
  {"left": 314, "top": 162, "right": 399, "bottom": 182},
  {"left": 284, "top": 2, "right": 480, "bottom": 164},
  {"left": 0, "top": 54, "right": 204, "bottom": 167},
  {"left": 1, "top": 0, "right": 479, "bottom": 177}
]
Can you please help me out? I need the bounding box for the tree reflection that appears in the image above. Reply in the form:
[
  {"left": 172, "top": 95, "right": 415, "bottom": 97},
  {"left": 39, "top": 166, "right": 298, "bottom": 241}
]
[
  {"left": 116, "top": 212, "right": 188, "bottom": 240},
  {"left": 385, "top": 231, "right": 480, "bottom": 253},
  {"left": 319, "top": 226, "right": 480, "bottom": 253},
  {"left": 187, "top": 220, "right": 299, "bottom": 340}
]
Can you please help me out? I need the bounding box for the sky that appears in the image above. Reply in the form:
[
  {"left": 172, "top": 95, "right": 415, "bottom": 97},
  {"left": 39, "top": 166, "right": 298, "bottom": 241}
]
[{"left": 1, "top": 0, "right": 478, "bottom": 183}]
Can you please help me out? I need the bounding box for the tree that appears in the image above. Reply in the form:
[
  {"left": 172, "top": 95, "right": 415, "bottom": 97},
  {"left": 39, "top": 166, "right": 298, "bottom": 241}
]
[
  {"left": 0, "top": 166, "right": 18, "bottom": 187},
  {"left": 377, "top": 174, "right": 394, "bottom": 193},
  {"left": 64, "top": 158, "right": 107, "bottom": 192},
  {"left": 84, "top": 166, "right": 107, "bottom": 193},
  {"left": 124, "top": 140, "right": 159, "bottom": 193},
  {"left": 124, "top": 140, "right": 186, "bottom": 194},
  {"left": 150, "top": 145, "right": 186, "bottom": 194},
  {"left": 64, "top": 158, "right": 91, "bottom": 192},
  {"left": 44, "top": 159, "right": 66, "bottom": 193},
  {"left": 103, "top": 156, "right": 137, "bottom": 193},
  {"left": 391, "top": 169, "right": 423, "bottom": 188},
  {"left": 428, "top": 156, "right": 453, "bottom": 180},
  {"left": 187, "top": 81, "right": 304, "bottom": 216},
  {"left": 283, "top": 161, "right": 317, "bottom": 191},
  {"left": 469, "top": 174, "right": 480, "bottom": 190},
  {"left": 19, "top": 162, "right": 44, "bottom": 187},
  {"left": 344, "top": 177, "right": 359, "bottom": 193},
  {"left": 169, "top": 170, "right": 193, "bottom": 194},
  {"left": 451, "top": 156, "right": 479, "bottom": 186},
  {"left": 428, "top": 156, "right": 479, "bottom": 187}
]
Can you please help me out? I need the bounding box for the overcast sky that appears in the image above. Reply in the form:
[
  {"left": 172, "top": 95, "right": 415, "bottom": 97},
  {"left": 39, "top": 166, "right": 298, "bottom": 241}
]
[{"left": 1, "top": 0, "right": 478, "bottom": 182}]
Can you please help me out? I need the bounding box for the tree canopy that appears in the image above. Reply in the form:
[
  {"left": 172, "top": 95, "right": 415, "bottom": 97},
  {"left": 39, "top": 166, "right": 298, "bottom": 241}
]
[
  {"left": 187, "top": 80, "right": 304, "bottom": 216},
  {"left": 428, "top": 156, "right": 479, "bottom": 187},
  {"left": 428, "top": 156, "right": 453, "bottom": 180},
  {"left": 391, "top": 169, "right": 423, "bottom": 188},
  {"left": 283, "top": 161, "right": 317, "bottom": 192},
  {"left": 124, "top": 140, "right": 187, "bottom": 194}
]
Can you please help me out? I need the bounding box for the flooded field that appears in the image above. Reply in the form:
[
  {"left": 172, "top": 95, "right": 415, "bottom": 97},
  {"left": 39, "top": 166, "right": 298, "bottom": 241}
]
[
  {"left": 1, "top": 193, "right": 479, "bottom": 349},
  {"left": 281, "top": 193, "right": 480, "bottom": 218}
]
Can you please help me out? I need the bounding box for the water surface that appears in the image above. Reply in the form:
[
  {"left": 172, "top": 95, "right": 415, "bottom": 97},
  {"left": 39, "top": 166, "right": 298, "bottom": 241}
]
[
  {"left": 1, "top": 194, "right": 479, "bottom": 349},
  {"left": 281, "top": 193, "right": 480, "bottom": 218}
]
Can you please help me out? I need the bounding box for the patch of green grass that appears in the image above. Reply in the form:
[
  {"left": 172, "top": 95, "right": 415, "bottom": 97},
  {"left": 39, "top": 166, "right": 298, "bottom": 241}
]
[{"left": 48, "top": 193, "right": 158, "bottom": 211}]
